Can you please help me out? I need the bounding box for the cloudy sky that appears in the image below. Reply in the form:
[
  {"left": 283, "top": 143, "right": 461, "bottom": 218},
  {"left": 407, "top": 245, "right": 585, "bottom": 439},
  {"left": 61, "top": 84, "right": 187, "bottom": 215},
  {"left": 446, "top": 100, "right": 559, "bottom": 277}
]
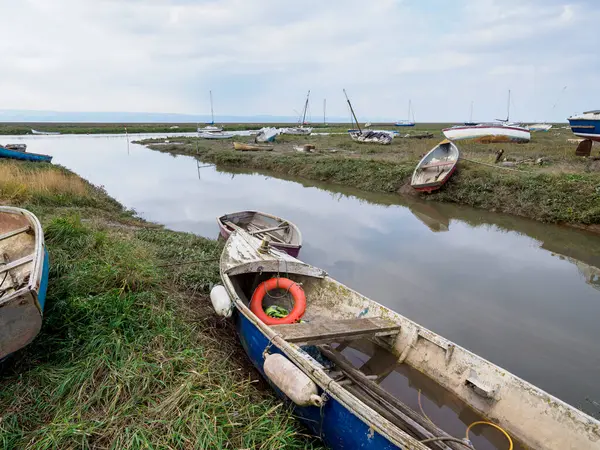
[{"left": 1, "top": 0, "right": 598, "bottom": 122}]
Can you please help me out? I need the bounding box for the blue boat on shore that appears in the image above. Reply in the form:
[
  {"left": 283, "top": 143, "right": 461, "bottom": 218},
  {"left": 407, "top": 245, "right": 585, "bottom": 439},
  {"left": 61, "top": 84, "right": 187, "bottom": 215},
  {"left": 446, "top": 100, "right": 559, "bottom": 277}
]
[
  {"left": 0, "top": 207, "right": 49, "bottom": 360},
  {"left": 568, "top": 110, "right": 600, "bottom": 142},
  {"left": 0, "top": 145, "right": 52, "bottom": 163},
  {"left": 213, "top": 229, "right": 600, "bottom": 450}
]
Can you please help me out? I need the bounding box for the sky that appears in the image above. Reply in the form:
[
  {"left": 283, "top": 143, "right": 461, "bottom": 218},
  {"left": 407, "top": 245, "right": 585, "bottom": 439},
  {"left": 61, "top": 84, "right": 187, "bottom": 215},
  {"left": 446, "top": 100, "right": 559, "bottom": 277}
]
[{"left": 0, "top": 0, "right": 598, "bottom": 122}]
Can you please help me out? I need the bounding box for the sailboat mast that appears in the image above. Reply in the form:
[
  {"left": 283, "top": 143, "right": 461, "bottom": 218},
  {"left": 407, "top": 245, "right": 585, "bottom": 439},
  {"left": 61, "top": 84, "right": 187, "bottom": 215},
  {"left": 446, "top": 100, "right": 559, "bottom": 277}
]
[
  {"left": 408, "top": 100, "right": 411, "bottom": 121},
  {"left": 323, "top": 99, "right": 326, "bottom": 124},
  {"left": 301, "top": 90, "right": 310, "bottom": 125},
  {"left": 343, "top": 89, "right": 361, "bottom": 134},
  {"left": 470, "top": 101, "right": 474, "bottom": 122},
  {"left": 209, "top": 90, "right": 215, "bottom": 124},
  {"left": 507, "top": 89, "right": 511, "bottom": 122}
]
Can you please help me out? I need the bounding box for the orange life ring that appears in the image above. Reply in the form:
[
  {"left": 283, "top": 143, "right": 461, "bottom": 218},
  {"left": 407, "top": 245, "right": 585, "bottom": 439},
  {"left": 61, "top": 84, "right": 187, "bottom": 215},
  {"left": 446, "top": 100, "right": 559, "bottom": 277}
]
[{"left": 250, "top": 277, "right": 306, "bottom": 325}]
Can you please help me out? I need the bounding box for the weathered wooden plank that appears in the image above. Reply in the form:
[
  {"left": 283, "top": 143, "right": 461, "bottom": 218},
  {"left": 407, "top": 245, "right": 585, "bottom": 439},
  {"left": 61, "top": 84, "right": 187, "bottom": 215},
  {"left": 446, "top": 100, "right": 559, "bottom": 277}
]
[
  {"left": 420, "top": 161, "right": 455, "bottom": 169},
  {"left": 0, "top": 254, "right": 34, "bottom": 275},
  {"left": 248, "top": 223, "right": 288, "bottom": 235},
  {"left": 0, "top": 226, "right": 30, "bottom": 242},
  {"left": 272, "top": 318, "right": 400, "bottom": 344}
]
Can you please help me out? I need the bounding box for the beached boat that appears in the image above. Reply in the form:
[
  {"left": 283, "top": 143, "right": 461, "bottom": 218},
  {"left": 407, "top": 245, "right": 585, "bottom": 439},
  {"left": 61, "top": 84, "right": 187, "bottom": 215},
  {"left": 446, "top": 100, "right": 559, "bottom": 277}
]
[
  {"left": 197, "top": 90, "right": 223, "bottom": 133},
  {"left": 464, "top": 101, "right": 478, "bottom": 126},
  {"left": 0, "top": 146, "right": 52, "bottom": 163},
  {"left": 198, "top": 131, "right": 234, "bottom": 140},
  {"left": 442, "top": 124, "right": 530, "bottom": 143},
  {"left": 255, "top": 127, "right": 278, "bottom": 143},
  {"left": 395, "top": 100, "right": 416, "bottom": 127},
  {"left": 283, "top": 91, "right": 313, "bottom": 135},
  {"left": 213, "top": 229, "right": 600, "bottom": 450},
  {"left": 233, "top": 142, "right": 273, "bottom": 151},
  {"left": 4, "top": 144, "right": 27, "bottom": 151},
  {"left": 527, "top": 123, "right": 553, "bottom": 132},
  {"left": 349, "top": 130, "right": 393, "bottom": 145},
  {"left": 217, "top": 211, "right": 302, "bottom": 257},
  {"left": 411, "top": 140, "right": 459, "bottom": 192},
  {"left": 568, "top": 110, "right": 600, "bottom": 142},
  {"left": 31, "top": 129, "right": 60, "bottom": 135},
  {"left": 0, "top": 207, "right": 50, "bottom": 360}
]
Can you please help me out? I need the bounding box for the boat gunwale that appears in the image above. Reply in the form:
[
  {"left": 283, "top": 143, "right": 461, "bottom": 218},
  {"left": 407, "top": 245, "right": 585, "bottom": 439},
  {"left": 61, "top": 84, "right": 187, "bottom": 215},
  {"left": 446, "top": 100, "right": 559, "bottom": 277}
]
[{"left": 411, "top": 140, "right": 459, "bottom": 189}]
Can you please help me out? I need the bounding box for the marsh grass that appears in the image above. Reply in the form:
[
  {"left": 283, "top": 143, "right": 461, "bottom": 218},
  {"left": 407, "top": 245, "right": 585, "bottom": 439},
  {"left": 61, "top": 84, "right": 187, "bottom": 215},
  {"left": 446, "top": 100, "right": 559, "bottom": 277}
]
[
  {"left": 0, "top": 163, "right": 321, "bottom": 449},
  {"left": 142, "top": 127, "right": 600, "bottom": 225}
]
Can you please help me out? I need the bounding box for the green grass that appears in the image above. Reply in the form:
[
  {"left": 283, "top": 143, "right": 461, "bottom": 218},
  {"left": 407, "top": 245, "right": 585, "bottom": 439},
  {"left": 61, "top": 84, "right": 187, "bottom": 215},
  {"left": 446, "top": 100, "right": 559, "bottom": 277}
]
[
  {"left": 140, "top": 127, "right": 600, "bottom": 226},
  {"left": 0, "top": 162, "right": 321, "bottom": 449}
]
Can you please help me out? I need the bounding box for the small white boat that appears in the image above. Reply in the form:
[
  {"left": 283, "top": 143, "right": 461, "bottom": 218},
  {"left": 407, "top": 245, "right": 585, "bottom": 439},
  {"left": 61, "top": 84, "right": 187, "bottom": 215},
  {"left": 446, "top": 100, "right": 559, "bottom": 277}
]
[
  {"left": 255, "top": 127, "right": 278, "bottom": 143},
  {"left": 198, "top": 131, "right": 234, "bottom": 140},
  {"left": 527, "top": 123, "right": 553, "bottom": 132},
  {"left": 282, "top": 126, "right": 313, "bottom": 136},
  {"left": 198, "top": 125, "right": 223, "bottom": 133},
  {"left": 349, "top": 130, "right": 393, "bottom": 145},
  {"left": 442, "top": 124, "right": 531, "bottom": 143},
  {"left": 31, "top": 129, "right": 60, "bottom": 135},
  {"left": 411, "top": 140, "right": 459, "bottom": 192},
  {"left": 214, "top": 230, "right": 600, "bottom": 450}
]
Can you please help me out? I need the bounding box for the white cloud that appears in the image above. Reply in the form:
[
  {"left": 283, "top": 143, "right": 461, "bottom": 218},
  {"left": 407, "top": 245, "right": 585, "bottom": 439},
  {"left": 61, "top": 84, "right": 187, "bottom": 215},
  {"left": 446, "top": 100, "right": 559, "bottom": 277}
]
[{"left": 0, "top": 0, "right": 597, "bottom": 121}]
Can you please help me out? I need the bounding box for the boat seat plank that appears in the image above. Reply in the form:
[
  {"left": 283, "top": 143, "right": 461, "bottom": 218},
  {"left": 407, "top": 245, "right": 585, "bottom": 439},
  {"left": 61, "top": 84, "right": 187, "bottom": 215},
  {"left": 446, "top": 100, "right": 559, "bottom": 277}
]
[
  {"left": 420, "top": 161, "right": 455, "bottom": 169},
  {"left": 248, "top": 223, "right": 289, "bottom": 235},
  {"left": 0, "top": 226, "right": 31, "bottom": 242},
  {"left": 245, "top": 223, "right": 287, "bottom": 244},
  {"left": 272, "top": 318, "right": 401, "bottom": 344},
  {"left": 0, "top": 254, "right": 34, "bottom": 275}
]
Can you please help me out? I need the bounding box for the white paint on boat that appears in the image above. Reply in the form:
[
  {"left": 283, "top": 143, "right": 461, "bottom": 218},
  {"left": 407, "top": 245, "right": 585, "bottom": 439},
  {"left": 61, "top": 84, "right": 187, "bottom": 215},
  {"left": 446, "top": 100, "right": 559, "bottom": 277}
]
[{"left": 442, "top": 124, "right": 531, "bottom": 143}]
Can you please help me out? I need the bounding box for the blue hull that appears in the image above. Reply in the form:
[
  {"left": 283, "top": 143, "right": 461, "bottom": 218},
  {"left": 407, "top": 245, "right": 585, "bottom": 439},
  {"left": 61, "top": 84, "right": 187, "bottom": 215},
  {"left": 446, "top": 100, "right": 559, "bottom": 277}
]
[
  {"left": 568, "top": 118, "right": 600, "bottom": 142},
  {"left": 0, "top": 146, "right": 52, "bottom": 162},
  {"left": 38, "top": 248, "right": 50, "bottom": 312},
  {"left": 235, "top": 310, "right": 400, "bottom": 449},
  {"left": 394, "top": 124, "right": 415, "bottom": 127}
]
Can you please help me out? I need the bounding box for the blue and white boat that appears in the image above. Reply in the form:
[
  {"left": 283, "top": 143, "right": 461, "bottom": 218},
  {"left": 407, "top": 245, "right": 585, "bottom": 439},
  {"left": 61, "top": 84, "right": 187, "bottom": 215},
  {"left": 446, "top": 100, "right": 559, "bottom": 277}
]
[
  {"left": 395, "top": 100, "right": 416, "bottom": 127},
  {"left": 0, "top": 207, "right": 50, "bottom": 359},
  {"left": 0, "top": 145, "right": 52, "bottom": 163},
  {"left": 214, "top": 229, "right": 599, "bottom": 450},
  {"left": 568, "top": 110, "right": 600, "bottom": 142}
]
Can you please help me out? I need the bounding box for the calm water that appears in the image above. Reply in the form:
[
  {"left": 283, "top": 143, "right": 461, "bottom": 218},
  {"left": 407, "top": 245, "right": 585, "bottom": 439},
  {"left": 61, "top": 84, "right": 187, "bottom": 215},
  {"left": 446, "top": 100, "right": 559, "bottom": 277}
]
[{"left": 7, "top": 133, "right": 600, "bottom": 418}]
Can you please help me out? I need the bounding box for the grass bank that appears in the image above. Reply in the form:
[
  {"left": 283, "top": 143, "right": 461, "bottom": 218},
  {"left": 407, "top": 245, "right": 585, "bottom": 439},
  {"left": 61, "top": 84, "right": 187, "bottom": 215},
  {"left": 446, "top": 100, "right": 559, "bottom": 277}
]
[
  {"left": 0, "top": 161, "right": 320, "bottom": 449},
  {"left": 141, "top": 126, "right": 600, "bottom": 227}
]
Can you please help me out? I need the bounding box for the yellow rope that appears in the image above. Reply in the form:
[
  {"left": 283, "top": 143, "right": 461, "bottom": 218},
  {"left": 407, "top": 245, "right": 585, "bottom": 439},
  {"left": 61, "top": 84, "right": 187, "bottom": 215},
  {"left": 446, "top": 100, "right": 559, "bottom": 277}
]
[
  {"left": 417, "top": 389, "right": 437, "bottom": 428},
  {"left": 466, "top": 421, "right": 514, "bottom": 450}
]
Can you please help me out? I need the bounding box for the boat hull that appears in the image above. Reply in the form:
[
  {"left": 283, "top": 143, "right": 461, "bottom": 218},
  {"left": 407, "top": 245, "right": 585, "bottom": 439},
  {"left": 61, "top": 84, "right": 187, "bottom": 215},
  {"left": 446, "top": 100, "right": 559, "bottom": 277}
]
[
  {"left": 442, "top": 125, "right": 530, "bottom": 143},
  {"left": 235, "top": 309, "right": 399, "bottom": 450},
  {"left": 411, "top": 140, "right": 459, "bottom": 192},
  {"left": 568, "top": 115, "right": 600, "bottom": 142},
  {"left": 0, "top": 146, "right": 52, "bottom": 163},
  {"left": 0, "top": 207, "right": 50, "bottom": 360}
]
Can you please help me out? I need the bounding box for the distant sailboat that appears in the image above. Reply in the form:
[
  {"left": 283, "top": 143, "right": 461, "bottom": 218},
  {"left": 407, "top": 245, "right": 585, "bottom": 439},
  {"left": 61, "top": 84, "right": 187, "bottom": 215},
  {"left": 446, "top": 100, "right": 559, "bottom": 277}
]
[
  {"left": 395, "top": 100, "right": 416, "bottom": 127},
  {"left": 464, "top": 101, "right": 478, "bottom": 126},
  {"left": 198, "top": 91, "right": 223, "bottom": 133},
  {"left": 282, "top": 91, "right": 313, "bottom": 135}
]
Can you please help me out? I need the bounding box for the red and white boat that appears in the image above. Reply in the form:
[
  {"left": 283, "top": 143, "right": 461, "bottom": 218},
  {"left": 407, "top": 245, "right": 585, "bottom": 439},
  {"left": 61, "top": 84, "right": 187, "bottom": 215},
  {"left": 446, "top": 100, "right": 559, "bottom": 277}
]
[
  {"left": 411, "top": 139, "right": 459, "bottom": 192},
  {"left": 442, "top": 123, "right": 531, "bottom": 143}
]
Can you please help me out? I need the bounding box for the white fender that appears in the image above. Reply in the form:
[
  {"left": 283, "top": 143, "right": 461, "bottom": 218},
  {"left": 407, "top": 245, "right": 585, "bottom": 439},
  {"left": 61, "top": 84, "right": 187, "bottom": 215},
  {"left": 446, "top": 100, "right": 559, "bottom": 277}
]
[
  {"left": 210, "top": 285, "right": 232, "bottom": 318},
  {"left": 263, "top": 353, "right": 323, "bottom": 407}
]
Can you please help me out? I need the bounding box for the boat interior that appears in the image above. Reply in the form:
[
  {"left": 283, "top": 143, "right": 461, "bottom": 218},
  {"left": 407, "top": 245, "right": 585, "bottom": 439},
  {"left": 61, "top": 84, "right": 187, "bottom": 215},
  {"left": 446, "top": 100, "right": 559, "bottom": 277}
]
[
  {"left": 220, "top": 212, "right": 300, "bottom": 246},
  {"left": 228, "top": 268, "right": 526, "bottom": 450},
  {"left": 0, "top": 210, "right": 41, "bottom": 358},
  {"left": 412, "top": 142, "right": 457, "bottom": 186}
]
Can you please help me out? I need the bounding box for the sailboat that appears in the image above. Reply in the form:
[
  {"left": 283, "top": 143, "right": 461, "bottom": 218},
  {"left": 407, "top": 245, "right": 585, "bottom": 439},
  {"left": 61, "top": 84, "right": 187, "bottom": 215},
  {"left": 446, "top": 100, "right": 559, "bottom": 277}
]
[
  {"left": 198, "top": 91, "right": 224, "bottom": 133},
  {"left": 464, "top": 101, "right": 478, "bottom": 126},
  {"left": 345, "top": 89, "right": 393, "bottom": 145},
  {"left": 282, "top": 91, "right": 313, "bottom": 135},
  {"left": 395, "top": 100, "right": 415, "bottom": 127}
]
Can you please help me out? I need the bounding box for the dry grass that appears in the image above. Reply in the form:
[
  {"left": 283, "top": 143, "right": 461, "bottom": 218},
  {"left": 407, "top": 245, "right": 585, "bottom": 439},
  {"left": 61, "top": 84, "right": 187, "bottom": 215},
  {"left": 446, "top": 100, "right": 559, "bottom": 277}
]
[{"left": 0, "top": 162, "right": 89, "bottom": 202}]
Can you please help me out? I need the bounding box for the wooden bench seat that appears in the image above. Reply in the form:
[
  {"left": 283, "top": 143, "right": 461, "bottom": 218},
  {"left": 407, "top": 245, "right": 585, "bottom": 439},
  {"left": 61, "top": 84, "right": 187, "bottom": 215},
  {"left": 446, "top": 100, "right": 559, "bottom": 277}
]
[
  {"left": 272, "top": 317, "right": 401, "bottom": 345},
  {"left": 420, "top": 161, "right": 455, "bottom": 169}
]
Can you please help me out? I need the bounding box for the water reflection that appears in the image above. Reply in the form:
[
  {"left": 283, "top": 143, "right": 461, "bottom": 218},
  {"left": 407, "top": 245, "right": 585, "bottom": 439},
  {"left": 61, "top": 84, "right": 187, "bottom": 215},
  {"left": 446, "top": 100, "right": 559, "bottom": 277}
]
[{"left": 5, "top": 133, "right": 600, "bottom": 417}]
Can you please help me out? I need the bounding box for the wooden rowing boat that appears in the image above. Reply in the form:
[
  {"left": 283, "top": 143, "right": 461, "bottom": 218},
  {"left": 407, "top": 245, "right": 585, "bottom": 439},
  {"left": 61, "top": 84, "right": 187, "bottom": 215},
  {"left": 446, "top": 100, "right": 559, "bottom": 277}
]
[
  {"left": 213, "top": 229, "right": 600, "bottom": 450},
  {"left": 411, "top": 140, "right": 459, "bottom": 192},
  {"left": 216, "top": 211, "right": 302, "bottom": 257},
  {"left": 232, "top": 142, "right": 274, "bottom": 152},
  {"left": 0, "top": 206, "right": 50, "bottom": 359}
]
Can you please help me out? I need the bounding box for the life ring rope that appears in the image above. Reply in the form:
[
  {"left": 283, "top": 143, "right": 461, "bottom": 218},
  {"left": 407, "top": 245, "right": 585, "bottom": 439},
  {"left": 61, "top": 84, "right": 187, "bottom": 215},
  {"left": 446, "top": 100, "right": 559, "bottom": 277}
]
[{"left": 250, "top": 277, "right": 306, "bottom": 325}]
